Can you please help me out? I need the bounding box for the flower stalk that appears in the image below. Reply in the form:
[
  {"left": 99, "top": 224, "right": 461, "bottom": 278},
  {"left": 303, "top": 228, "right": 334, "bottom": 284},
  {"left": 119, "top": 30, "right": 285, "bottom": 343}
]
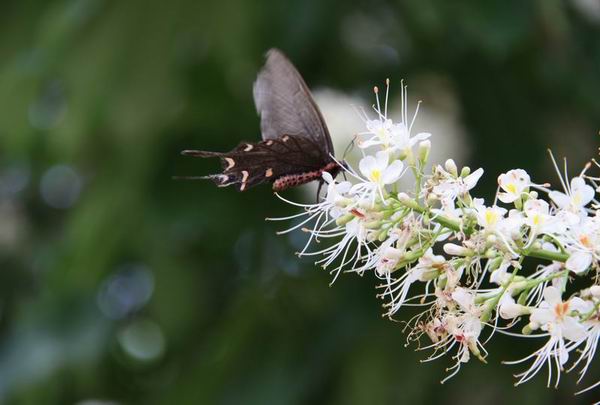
[{"left": 271, "top": 79, "right": 600, "bottom": 396}]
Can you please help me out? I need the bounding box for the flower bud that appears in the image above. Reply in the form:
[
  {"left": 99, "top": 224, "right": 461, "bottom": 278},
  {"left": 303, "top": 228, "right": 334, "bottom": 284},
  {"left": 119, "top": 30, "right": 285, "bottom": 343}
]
[
  {"left": 480, "top": 307, "right": 492, "bottom": 324},
  {"left": 417, "top": 268, "right": 440, "bottom": 281},
  {"left": 397, "top": 149, "right": 408, "bottom": 161},
  {"left": 460, "top": 166, "right": 471, "bottom": 177},
  {"left": 377, "top": 229, "right": 389, "bottom": 242},
  {"left": 521, "top": 323, "right": 533, "bottom": 335},
  {"left": 444, "top": 159, "right": 458, "bottom": 176},
  {"left": 499, "top": 295, "right": 529, "bottom": 319},
  {"left": 514, "top": 198, "right": 522, "bottom": 211},
  {"left": 418, "top": 140, "right": 431, "bottom": 164},
  {"left": 335, "top": 214, "right": 354, "bottom": 226},
  {"left": 397, "top": 192, "right": 411, "bottom": 202},
  {"left": 591, "top": 285, "right": 600, "bottom": 298},
  {"left": 484, "top": 249, "right": 497, "bottom": 259},
  {"left": 364, "top": 220, "right": 382, "bottom": 229},
  {"left": 443, "top": 243, "right": 473, "bottom": 256},
  {"left": 487, "top": 256, "right": 502, "bottom": 271},
  {"left": 468, "top": 341, "right": 486, "bottom": 363}
]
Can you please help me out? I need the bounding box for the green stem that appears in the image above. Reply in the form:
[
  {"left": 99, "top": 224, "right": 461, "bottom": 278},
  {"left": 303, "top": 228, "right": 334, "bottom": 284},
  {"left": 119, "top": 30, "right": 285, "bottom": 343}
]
[
  {"left": 396, "top": 197, "right": 569, "bottom": 263},
  {"left": 525, "top": 248, "right": 569, "bottom": 263},
  {"left": 397, "top": 197, "right": 462, "bottom": 232}
]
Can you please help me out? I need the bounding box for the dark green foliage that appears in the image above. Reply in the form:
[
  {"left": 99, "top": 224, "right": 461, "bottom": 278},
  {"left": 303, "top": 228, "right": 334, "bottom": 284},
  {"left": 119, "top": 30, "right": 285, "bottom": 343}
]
[{"left": 0, "top": 1, "right": 598, "bottom": 403}]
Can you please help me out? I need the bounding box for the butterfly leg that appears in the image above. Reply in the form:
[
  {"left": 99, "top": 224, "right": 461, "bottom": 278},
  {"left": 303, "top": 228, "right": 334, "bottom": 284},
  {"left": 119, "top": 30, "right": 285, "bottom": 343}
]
[{"left": 316, "top": 180, "right": 324, "bottom": 203}]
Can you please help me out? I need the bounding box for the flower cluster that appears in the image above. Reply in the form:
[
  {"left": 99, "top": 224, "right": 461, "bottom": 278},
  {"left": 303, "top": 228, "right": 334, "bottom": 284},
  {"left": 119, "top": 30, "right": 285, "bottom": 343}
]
[{"left": 272, "top": 80, "right": 600, "bottom": 396}]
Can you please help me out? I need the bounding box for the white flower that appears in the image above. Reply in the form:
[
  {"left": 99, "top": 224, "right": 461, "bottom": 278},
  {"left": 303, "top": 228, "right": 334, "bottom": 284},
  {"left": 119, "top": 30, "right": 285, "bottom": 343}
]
[
  {"left": 568, "top": 301, "right": 599, "bottom": 394},
  {"left": 523, "top": 199, "right": 564, "bottom": 236},
  {"left": 530, "top": 286, "right": 587, "bottom": 342},
  {"left": 433, "top": 312, "right": 485, "bottom": 383},
  {"left": 354, "top": 151, "right": 404, "bottom": 204},
  {"left": 507, "top": 286, "right": 588, "bottom": 387},
  {"left": 452, "top": 287, "right": 479, "bottom": 316},
  {"left": 499, "top": 294, "right": 529, "bottom": 319},
  {"left": 322, "top": 172, "right": 352, "bottom": 218},
  {"left": 388, "top": 123, "right": 430, "bottom": 154},
  {"left": 359, "top": 151, "right": 403, "bottom": 185},
  {"left": 490, "top": 260, "right": 511, "bottom": 285},
  {"left": 322, "top": 172, "right": 351, "bottom": 202},
  {"left": 549, "top": 176, "right": 595, "bottom": 213},
  {"left": 360, "top": 120, "right": 430, "bottom": 153},
  {"left": 451, "top": 315, "right": 483, "bottom": 362},
  {"left": 377, "top": 248, "right": 438, "bottom": 316},
  {"left": 357, "top": 82, "right": 430, "bottom": 154},
  {"left": 360, "top": 118, "right": 394, "bottom": 149},
  {"left": 498, "top": 169, "right": 531, "bottom": 203},
  {"left": 316, "top": 216, "right": 372, "bottom": 283},
  {"left": 473, "top": 199, "right": 507, "bottom": 231},
  {"left": 432, "top": 167, "right": 484, "bottom": 206},
  {"left": 561, "top": 215, "right": 600, "bottom": 273},
  {"left": 412, "top": 248, "right": 446, "bottom": 281},
  {"left": 376, "top": 245, "right": 402, "bottom": 276},
  {"left": 499, "top": 209, "right": 526, "bottom": 240}
]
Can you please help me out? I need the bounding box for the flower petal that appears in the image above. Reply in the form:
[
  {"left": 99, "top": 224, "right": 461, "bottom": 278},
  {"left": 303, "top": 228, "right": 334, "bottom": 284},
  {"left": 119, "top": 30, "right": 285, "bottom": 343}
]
[
  {"left": 464, "top": 168, "right": 484, "bottom": 190},
  {"left": 382, "top": 160, "right": 403, "bottom": 184},
  {"left": 359, "top": 156, "right": 376, "bottom": 178},
  {"left": 451, "top": 288, "right": 474, "bottom": 312},
  {"left": 530, "top": 308, "right": 554, "bottom": 325},
  {"left": 570, "top": 297, "right": 594, "bottom": 314},
  {"left": 549, "top": 191, "right": 570, "bottom": 209},
  {"left": 498, "top": 192, "right": 517, "bottom": 204},
  {"left": 561, "top": 317, "right": 587, "bottom": 342},
  {"left": 543, "top": 286, "right": 562, "bottom": 306},
  {"left": 566, "top": 251, "right": 593, "bottom": 274},
  {"left": 374, "top": 150, "right": 389, "bottom": 169}
]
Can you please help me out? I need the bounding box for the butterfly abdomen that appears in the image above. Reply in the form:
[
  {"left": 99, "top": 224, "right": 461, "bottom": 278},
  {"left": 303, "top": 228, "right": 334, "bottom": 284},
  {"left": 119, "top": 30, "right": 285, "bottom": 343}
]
[{"left": 272, "top": 161, "right": 340, "bottom": 191}]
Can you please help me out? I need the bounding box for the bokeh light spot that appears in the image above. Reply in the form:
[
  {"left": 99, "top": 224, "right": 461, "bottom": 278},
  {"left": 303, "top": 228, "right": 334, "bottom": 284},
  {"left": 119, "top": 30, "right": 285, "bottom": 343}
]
[
  {"left": 39, "top": 164, "right": 82, "bottom": 209},
  {"left": 97, "top": 264, "right": 154, "bottom": 320},
  {"left": 118, "top": 319, "right": 165, "bottom": 363}
]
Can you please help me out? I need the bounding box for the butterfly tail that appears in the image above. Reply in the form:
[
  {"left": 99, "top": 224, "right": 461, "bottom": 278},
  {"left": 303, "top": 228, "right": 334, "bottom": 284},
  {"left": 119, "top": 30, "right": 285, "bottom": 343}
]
[
  {"left": 180, "top": 150, "right": 221, "bottom": 158},
  {"left": 180, "top": 146, "right": 261, "bottom": 191}
]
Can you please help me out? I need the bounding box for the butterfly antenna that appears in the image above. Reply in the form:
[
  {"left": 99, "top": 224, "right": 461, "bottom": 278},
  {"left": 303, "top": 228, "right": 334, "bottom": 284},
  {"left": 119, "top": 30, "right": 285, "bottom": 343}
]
[
  {"left": 342, "top": 135, "right": 357, "bottom": 160},
  {"left": 172, "top": 175, "right": 211, "bottom": 180}
]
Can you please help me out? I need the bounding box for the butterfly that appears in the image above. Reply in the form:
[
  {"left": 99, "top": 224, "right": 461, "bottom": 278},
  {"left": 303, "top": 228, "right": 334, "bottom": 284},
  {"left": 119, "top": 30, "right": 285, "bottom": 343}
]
[{"left": 181, "top": 49, "right": 343, "bottom": 192}]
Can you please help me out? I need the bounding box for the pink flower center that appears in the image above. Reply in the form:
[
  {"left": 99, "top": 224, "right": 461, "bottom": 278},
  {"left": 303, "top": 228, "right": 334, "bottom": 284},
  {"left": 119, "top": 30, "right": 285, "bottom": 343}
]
[{"left": 554, "top": 301, "right": 570, "bottom": 320}]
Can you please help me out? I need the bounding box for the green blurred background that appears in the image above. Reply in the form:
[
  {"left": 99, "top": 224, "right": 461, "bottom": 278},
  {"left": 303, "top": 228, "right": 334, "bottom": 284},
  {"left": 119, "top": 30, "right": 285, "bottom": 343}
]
[{"left": 1, "top": 0, "right": 600, "bottom": 404}]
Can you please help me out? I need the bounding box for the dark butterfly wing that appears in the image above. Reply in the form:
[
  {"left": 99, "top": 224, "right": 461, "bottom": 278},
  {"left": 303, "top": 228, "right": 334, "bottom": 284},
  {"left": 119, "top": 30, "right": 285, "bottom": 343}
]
[
  {"left": 253, "top": 49, "right": 334, "bottom": 158},
  {"left": 181, "top": 134, "right": 327, "bottom": 192},
  {"left": 180, "top": 50, "right": 341, "bottom": 192}
]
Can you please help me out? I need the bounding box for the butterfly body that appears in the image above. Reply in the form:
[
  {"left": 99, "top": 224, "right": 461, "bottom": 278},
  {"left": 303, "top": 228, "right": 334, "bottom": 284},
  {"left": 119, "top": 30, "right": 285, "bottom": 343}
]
[
  {"left": 182, "top": 49, "right": 342, "bottom": 192},
  {"left": 273, "top": 161, "right": 341, "bottom": 192}
]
